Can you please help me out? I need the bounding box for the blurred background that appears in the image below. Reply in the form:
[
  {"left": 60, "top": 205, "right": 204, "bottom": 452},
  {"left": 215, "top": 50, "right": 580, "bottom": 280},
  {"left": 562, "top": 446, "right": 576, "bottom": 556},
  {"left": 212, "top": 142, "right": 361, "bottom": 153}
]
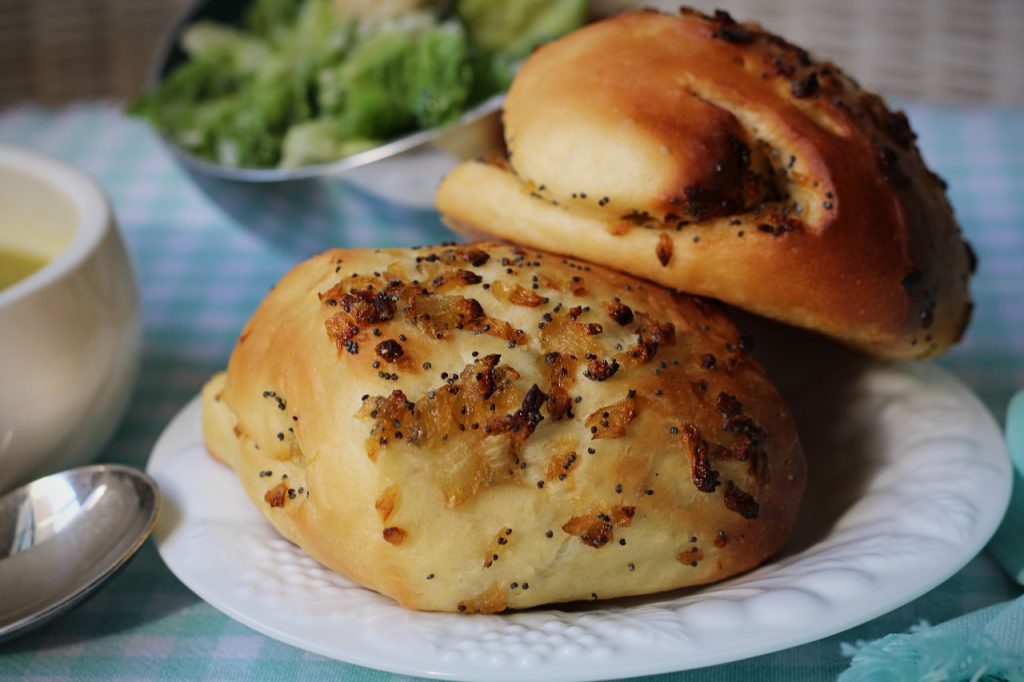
[{"left": 2, "top": 0, "right": 1023, "bottom": 107}]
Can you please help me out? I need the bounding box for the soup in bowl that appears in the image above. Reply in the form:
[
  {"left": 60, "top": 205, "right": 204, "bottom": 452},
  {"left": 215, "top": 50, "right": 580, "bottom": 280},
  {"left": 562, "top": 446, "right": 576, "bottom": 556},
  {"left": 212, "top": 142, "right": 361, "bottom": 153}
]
[{"left": 0, "top": 146, "right": 140, "bottom": 491}]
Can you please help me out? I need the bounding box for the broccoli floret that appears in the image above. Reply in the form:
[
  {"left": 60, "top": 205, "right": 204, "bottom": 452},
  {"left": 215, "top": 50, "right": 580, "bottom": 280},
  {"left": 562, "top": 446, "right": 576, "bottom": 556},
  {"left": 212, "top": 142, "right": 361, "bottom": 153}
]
[
  {"left": 407, "top": 22, "right": 473, "bottom": 129},
  {"left": 458, "top": 0, "right": 586, "bottom": 57},
  {"left": 458, "top": 0, "right": 586, "bottom": 96},
  {"left": 181, "top": 21, "right": 273, "bottom": 73},
  {"left": 319, "top": 30, "right": 417, "bottom": 138},
  {"left": 281, "top": 119, "right": 377, "bottom": 168},
  {"left": 127, "top": 46, "right": 245, "bottom": 139},
  {"left": 214, "top": 72, "right": 312, "bottom": 167},
  {"left": 245, "top": 0, "right": 301, "bottom": 38},
  {"left": 318, "top": 22, "right": 471, "bottom": 139}
]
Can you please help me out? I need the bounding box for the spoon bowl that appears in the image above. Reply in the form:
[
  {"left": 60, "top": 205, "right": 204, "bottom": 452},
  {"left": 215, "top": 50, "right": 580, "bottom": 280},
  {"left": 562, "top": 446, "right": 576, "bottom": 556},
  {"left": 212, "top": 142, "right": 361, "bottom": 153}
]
[{"left": 0, "top": 465, "right": 159, "bottom": 642}]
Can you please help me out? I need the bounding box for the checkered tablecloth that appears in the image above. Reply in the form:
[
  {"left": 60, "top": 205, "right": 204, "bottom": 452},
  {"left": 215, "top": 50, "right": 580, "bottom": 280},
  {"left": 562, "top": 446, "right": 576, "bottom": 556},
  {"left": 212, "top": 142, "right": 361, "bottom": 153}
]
[{"left": 0, "top": 103, "right": 1021, "bottom": 680}]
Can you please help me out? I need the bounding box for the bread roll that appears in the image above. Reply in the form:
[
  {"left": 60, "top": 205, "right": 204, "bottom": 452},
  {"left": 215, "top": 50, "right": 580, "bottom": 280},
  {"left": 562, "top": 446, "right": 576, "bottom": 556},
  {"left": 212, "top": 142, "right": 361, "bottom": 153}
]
[
  {"left": 202, "top": 242, "right": 805, "bottom": 612},
  {"left": 436, "top": 8, "right": 974, "bottom": 360}
]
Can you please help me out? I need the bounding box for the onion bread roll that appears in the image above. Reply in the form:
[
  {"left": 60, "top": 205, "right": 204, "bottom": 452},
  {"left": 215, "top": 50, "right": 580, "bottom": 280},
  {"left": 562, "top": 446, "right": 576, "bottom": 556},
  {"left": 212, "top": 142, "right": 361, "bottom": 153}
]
[
  {"left": 436, "top": 8, "right": 975, "bottom": 360},
  {"left": 202, "top": 242, "right": 805, "bottom": 612}
]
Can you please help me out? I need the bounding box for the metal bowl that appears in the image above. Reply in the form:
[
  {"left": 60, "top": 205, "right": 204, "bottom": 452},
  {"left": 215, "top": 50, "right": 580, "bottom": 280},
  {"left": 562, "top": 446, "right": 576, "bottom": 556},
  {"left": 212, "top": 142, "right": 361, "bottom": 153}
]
[{"left": 146, "top": 0, "right": 506, "bottom": 253}]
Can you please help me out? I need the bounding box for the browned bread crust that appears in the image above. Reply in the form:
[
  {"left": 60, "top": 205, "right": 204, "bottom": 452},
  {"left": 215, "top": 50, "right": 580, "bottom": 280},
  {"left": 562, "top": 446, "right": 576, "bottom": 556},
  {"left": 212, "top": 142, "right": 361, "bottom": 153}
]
[
  {"left": 202, "top": 242, "right": 805, "bottom": 612},
  {"left": 436, "top": 8, "right": 974, "bottom": 359}
]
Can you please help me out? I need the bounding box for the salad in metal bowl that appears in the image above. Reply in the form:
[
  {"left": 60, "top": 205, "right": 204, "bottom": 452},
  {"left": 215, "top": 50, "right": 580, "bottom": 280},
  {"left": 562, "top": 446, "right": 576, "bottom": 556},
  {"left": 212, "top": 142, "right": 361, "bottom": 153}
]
[{"left": 130, "top": 0, "right": 588, "bottom": 170}]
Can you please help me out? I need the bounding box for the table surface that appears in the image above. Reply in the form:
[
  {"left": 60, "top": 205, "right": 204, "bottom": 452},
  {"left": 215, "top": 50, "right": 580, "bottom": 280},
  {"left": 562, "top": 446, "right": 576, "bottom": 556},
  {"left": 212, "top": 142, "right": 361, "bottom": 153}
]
[{"left": 0, "top": 102, "right": 1021, "bottom": 680}]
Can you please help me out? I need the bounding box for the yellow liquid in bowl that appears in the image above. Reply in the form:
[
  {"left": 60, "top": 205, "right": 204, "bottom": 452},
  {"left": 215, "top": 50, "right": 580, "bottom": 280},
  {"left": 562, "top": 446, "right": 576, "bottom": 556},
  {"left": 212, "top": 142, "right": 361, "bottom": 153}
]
[{"left": 0, "top": 248, "right": 47, "bottom": 291}]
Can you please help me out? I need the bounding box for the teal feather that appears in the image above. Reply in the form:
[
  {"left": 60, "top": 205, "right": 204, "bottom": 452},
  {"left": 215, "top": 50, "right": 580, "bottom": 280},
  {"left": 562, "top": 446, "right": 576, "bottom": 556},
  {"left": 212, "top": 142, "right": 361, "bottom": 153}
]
[{"left": 839, "top": 618, "right": 1023, "bottom": 681}]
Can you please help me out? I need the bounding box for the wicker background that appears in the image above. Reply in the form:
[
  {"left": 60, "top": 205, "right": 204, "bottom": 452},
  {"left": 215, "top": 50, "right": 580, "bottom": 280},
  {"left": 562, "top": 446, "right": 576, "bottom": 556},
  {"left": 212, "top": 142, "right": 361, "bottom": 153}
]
[{"left": 1, "top": 0, "right": 1023, "bottom": 107}]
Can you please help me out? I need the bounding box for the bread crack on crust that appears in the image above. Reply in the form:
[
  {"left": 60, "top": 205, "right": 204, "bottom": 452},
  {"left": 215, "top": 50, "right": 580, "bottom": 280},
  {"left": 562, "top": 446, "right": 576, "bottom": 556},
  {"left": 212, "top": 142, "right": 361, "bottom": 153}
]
[
  {"left": 436, "top": 8, "right": 974, "bottom": 359},
  {"left": 201, "top": 242, "right": 805, "bottom": 612}
]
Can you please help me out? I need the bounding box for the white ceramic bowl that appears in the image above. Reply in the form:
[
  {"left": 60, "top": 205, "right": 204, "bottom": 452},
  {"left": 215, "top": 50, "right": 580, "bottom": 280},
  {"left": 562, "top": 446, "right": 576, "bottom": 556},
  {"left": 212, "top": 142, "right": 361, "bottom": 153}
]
[{"left": 0, "top": 146, "right": 140, "bottom": 492}]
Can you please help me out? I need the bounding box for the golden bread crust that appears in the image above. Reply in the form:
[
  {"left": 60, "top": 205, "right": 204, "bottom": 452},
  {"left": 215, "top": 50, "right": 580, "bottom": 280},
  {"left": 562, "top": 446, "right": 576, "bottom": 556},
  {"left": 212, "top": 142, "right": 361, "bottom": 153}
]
[
  {"left": 437, "top": 9, "right": 973, "bottom": 359},
  {"left": 202, "top": 242, "right": 805, "bottom": 612}
]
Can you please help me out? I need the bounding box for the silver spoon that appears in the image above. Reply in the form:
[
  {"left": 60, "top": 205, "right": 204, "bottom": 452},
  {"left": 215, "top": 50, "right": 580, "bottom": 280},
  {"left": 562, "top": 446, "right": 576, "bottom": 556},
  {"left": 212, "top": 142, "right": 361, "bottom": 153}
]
[{"left": 0, "top": 465, "right": 159, "bottom": 642}]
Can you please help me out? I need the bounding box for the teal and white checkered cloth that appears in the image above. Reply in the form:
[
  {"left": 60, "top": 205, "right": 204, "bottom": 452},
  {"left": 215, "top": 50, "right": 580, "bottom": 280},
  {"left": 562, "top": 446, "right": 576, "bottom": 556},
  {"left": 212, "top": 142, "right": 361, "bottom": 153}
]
[{"left": 0, "top": 103, "right": 1021, "bottom": 680}]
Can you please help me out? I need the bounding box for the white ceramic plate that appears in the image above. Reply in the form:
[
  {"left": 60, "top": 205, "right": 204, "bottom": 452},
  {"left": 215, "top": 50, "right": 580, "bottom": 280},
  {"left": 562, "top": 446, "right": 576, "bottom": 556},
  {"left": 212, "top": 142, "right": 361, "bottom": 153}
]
[{"left": 147, "top": 343, "right": 1010, "bottom": 681}]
